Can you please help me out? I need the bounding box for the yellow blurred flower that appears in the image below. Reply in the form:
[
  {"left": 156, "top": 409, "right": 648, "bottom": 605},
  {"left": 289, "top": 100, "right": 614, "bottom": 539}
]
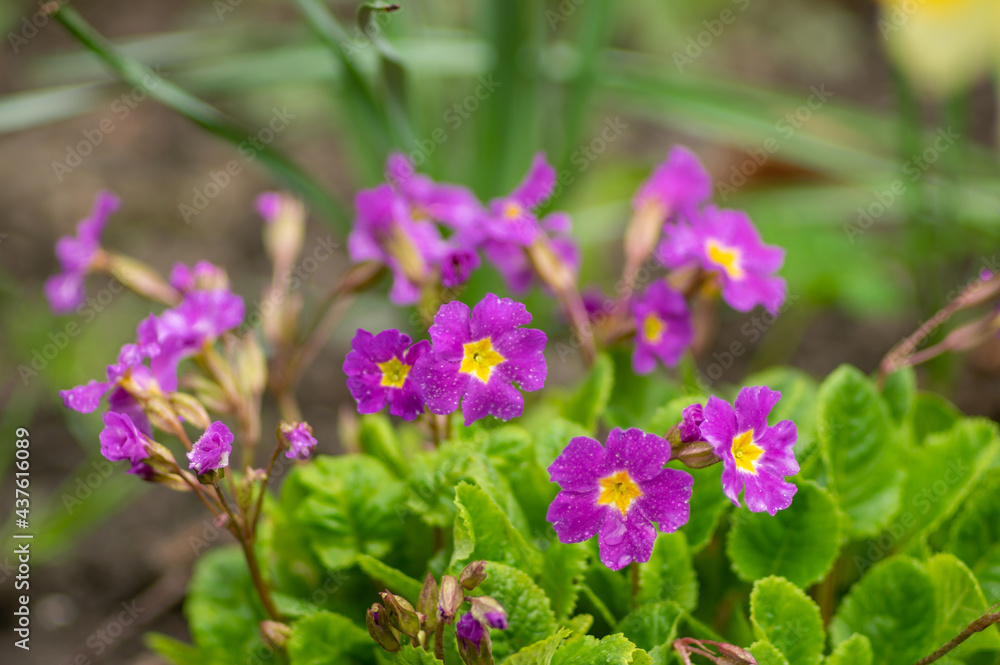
[{"left": 876, "top": 0, "right": 1000, "bottom": 96}]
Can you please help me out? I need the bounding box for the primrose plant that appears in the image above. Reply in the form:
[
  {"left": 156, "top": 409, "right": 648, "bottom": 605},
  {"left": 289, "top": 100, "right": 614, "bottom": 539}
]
[{"left": 49, "top": 147, "right": 1000, "bottom": 665}]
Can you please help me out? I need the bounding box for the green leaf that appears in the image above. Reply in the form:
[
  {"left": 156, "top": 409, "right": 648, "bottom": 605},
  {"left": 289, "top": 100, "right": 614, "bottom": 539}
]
[
  {"left": 359, "top": 414, "right": 407, "bottom": 477},
  {"left": 478, "top": 562, "right": 558, "bottom": 660},
  {"left": 949, "top": 471, "right": 1000, "bottom": 602},
  {"left": 505, "top": 628, "right": 573, "bottom": 665},
  {"left": 451, "top": 482, "right": 541, "bottom": 575},
  {"left": 743, "top": 367, "right": 819, "bottom": 458},
  {"left": 880, "top": 367, "right": 916, "bottom": 424},
  {"left": 392, "top": 645, "right": 439, "bottom": 664},
  {"left": 540, "top": 541, "right": 589, "bottom": 619},
  {"left": 681, "top": 464, "right": 732, "bottom": 553},
  {"left": 830, "top": 557, "right": 937, "bottom": 665},
  {"left": 896, "top": 418, "right": 999, "bottom": 545},
  {"left": 751, "top": 641, "right": 791, "bottom": 665},
  {"left": 825, "top": 634, "right": 872, "bottom": 665},
  {"left": 534, "top": 418, "right": 592, "bottom": 471},
  {"left": 638, "top": 533, "right": 698, "bottom": 611},
  {"left": 818, "top": 365, "right": 902, "bottom": 538},
  {"left": 185, "top": 546, "right": 266, "bottom": 659},
  {"left": 288, "top": 611, "right": 372, "bottom": 664},
  {"left": 749, "top": 577, "right": 825, "bottom": 665},
  {"left": 551, "top": 633, "right": 641, "bottom": 665},
  {"left": 563, "top": 352, "right": 614, "bottom": 431},
  {"left": 617, "top": 601, "right": 684, "bottom": 652},
  {"left": 144, "top": 633, "right": 204, "bottom": 665},
  {"left": 927, "top": 553, "right": 1000, "bottom": 656},
  {"left": 726, "top": 482, "right": 841, "bottom": 588},
  {"left": 911, "top": 393, "right": 961, "bottom": 442},
  {"left": 356, "top": 554, "right": 423, "bottom": 599}
]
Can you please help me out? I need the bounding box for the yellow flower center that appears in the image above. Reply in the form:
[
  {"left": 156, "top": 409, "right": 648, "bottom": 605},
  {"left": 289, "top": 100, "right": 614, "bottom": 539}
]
[
  {"left": 706, "top": 239, "right": 745, "bottom": 280},
  {"left": 643, "top": 313, "right": 666, "bottom": 344},
  {"left": 503, "top": 202, "right": 523, "bottom": 220},
  {"left": 597, "top": 470, "right": 643, "bottom": 516},
  {"left": 460, "top": 338, "right": 506, "bottom": 383},
  {"left": 731, "top": 430, "right": 763, "bottom": 474},
  {"left": 378, "top": 357, "right": 411, "bottom": 389}
]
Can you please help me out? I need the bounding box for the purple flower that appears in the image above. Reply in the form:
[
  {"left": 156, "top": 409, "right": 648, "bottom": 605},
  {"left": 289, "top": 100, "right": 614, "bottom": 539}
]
[
  {"left": 679, "top": 403, "right": 705, "bottom": 443},
  {"left": 282, "top": 422, "right": 318, "bottom": 460},
  {"left": 108, "top": 387, "right": 152, "bottom": 438},
  {"left": 657, "top": 207, "right": 786, "bottom": 315},
  {"left": 411, "top": 294, "right": 547, "bottom": 426},
  {"left": 456, "top": 612, "right": 486, "bottom": 647},
  {"left": 99, "top": 412, "right": 149, "bottom": 465},
  {"left": 440, "top": 246, "right": 481, "bottom": 288},
  {"left": 348, "top": 184, "right": 449, "bottom": 304},
  {"left": 385, "top": 153, "right": 484, "bottom": 233},
  {"left": 44, "top": 191, "right": 120, "bottom": 314},
  {"left": 631, "top": 281, "right": 693, "bottom": 374},
  {"left": 344, "top": 329, "right": 430, "bottom": 421},
  {"left": 187, "top": 421, "right": 234, "bottom": 474},
  {"left": 150, "top": 289, "right": 245, "bottom": 391},
  {"left": 59, "top": 325, "right": 161, "bottom": 415},
  {"left": 255, "top": 192, "right": 283, "bottom": 221},
  {"left": 546, "top": 428, "right": 693, "bottom": 571},
  {"left": 168, "top": 261, "right": 228, "bottom": 293},
  {"left": 482, "top": 153, "right": 555, "bottom": 246},
  {"left": 483, "top": 211, "right": 580, "bottom": 295},
  {"left": 633, "top": 146, "right": 712, "bottom": 221},
  {"left": 700, "top": 386, "right": 799, "bottom": 515}
]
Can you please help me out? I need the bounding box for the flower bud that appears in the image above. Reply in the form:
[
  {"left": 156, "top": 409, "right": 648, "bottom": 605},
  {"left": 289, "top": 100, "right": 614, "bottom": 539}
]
[
  {"left": 417, "top": 572, "right": 439, "bottom": 632},
  {"left": 623, "top": 200, "right": 666, "bottom": 286},
  {"left": 470, "top": 596, "right": 507, "bottom": 629},
  {"left": 233, "top": 336, "right": 268, "bottom": 397},
  {"left": 168, "top": 392, "right": 211, "bottom": 430},
  {"left": 260, "top": 621, "right": 292, "bottom": 651},
  {"left": 715, "top": 643, "right": 757, "bottom": 665},
  {"left": 259, "top": 192, "right": 306, "bottom": 275},
  {"left": 103, "top": 251, "right": 181, "bottom": 306},
  {"left": 456, "top": 612, "right": 493, "bottom": 665},
  {"left": 187, "top": 375, "right": 232, "bottom": 413},
  {"left": 676, "top": 441, "right": 721, "bottom": 469},
  {"left": 366, "top": 603, "right": 401, "bottom": 652},
  {"left": 459, "top": 561, "right": 488, "bottom": 590},
  {"left": 438, "top": 575, "right": 464, "bottom": 623},
  {"left": 380, "top": 591, "right": 421, "bottom": 638}
]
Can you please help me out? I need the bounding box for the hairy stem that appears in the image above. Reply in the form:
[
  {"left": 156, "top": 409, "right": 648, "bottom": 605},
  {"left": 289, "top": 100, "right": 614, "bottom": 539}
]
[{"left": 913, "top": 606, "right": 1000, "bottom": 665}]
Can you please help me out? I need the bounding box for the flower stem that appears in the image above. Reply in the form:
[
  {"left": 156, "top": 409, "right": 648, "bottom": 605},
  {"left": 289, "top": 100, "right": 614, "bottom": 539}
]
[
  {"left": 913, "top": 606, "right": 1000, "bottom": 665},
  {"left": 250, "top": 436, "right": 286, "bottom": 539},
  {"left": 630, "top": 562, "right": 640, "bottom": 609}
]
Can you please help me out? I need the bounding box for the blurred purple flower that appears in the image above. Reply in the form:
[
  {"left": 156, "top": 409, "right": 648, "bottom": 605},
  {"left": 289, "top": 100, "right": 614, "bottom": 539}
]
[
  {"left": 168, "top": 261, "right": 228, "bottom": 293},
  {"left": 344, "top": 329, "right": 430, "bottom": 421},
  {"left": 482, "top": 153, "right": 555, "bottom": 246},
  {"left": 282, "top": 422, "right": 318, "bottom": 460},
  {"left": 633, "top": 146, "right": 712, "bottom": 222},
  {"left": 99, "top": 411, "right": 149, "bottom": 465},
  {"left": 679, "top": 403, "right": 705, "bottom": 444},
  {"left": 187, "top": 421, "right": 234, "bottom": 474},
  {"left": 631, "top": 280, "right": 693, "bottom": 374},
  {"left": 385, "top": 153, "right": 485, "bottom": 233}
]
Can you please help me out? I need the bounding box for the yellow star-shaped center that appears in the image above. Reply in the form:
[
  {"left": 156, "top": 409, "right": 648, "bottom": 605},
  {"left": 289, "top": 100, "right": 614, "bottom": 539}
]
[
  {"left": 706, "top": 239, "right": 745, "bottom": 280},
  {"left": 377, "top": 357, "right": 411, "bottom": 389},
  {"left": 643, "top": 313, "right": 666, "bottom": 344},
  {"left": 731, "top": 430, "right": 763, "bottom": 474},
  {"left": 460, "top": 338, "right": 506, "bottom": 383},
  {"left": 597, "top": 470, "right": 643, "bottom": 516}
]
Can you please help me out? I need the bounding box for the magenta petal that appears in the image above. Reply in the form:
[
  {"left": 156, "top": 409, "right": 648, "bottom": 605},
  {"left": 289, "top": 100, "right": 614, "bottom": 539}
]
[
  {"left": 511, "top": 152, "right": 556, "bottom": 209},
  {"left": 412, "top": 355, "right": 467, "bottom": 416},
  {"left": 548, "top": 436, "right": 606, "bottom": 492},
  {"left": 743, "top": 474, "right": 797, "bottom": 516},
  {"left": 60, "top": 380, "right": 109, "bottom": 413},
  {"left": 347, "top": 374, "right": 390, "bottom": 414},
  {"left": 428, "top": 300, "right": 473, "bottom": 361},
  {"left": 387, "top": 383, "right": 425, "bottom": 421},
  {"left": 602, "top": 428, "right": 671, "bottom": 483},
  {"left": 494, "top": 328, "right": 547, "bottom": 391},
  {"left": 546, "top": 490, "right": 604, "bottom": 543},
  {"left": 720, "top": 462, "right": 744, "bottom": 507},
  {"left": 598, "top": 509, "right": 656, "bottom": 570},
  {"left": 470, "top": 293, "right": 532, "bottom": 341},
  {"left": 700, "top": 395, "right": 738, "bottom": 456},
  {"left": 734, "top": 386, "right": 781, "bottom": 435},
  {"left": 45, "top": 272, "right": 86, "bottom": 314},
  {"left": 461, "top": 377, "right": 524, "bottom": 425},
  {"left": 636, "top": 468, "right": 694, "bottom": 533}
]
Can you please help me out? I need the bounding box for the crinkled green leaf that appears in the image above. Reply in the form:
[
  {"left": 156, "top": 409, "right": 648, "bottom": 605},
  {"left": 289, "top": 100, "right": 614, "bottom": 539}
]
[
  {"left": 911, "top": 393, "right": 961, "bottom": 442},
  {"left": 533, "top": 418, "right": 592, "bottom": 471},
  {"left": 949, "top": 472, "right": 1000, "bottom": 601},
  {"left": 880, "top": 367, "right": 915, "bottom": 425},
  {"left": 750, "top": 577, "right": 824, "bottom": 665},
  {"left": 750, "top": 641, "right": 791, "bottom": 665},
  {"left": 825, "top": 633, "right": 872, "bottom": 665},
  {"left": 451, "top": 482, "right": 541, "bottom": 575},
  {"left": 505, "top": 628, "right": 573, "bottom": 665},
  {"left": 638, "top": 533, "right": 698, "bottom": 611},
  {"left": 356, "top": 554, "right": 423, "bottom": 599},
  {"left": 478, "top": 562, "right": 558, "bottom": 660},
  {"left": 359, "top": 414, "right": 407, "bottom": 477},
  {"left": 971, "top": 547, "right": 1000, "bottom": 604},
  {"left": 927, "top": 553, "right": 1000, "bottom": 656},
  {"left": 563, "top": 352, "right": 614, "bottom": 431},
  {"left": 288, "top": 611, "right": 372, "bottom": 664},
  {"left": 561, "top": 613, "right": 593, "bottom": 636},
  {"left": 830, "top": 557, "right": 937, "bottom": 665},
  {"left": 617, "top": 601, "right": 684, "bottom": 652},
  {"left": 391, "top": 645, "right": 439, "bottom": 664},
  {"left": 681, "top": 464, "right": 732, "bottom": 553},
  {"left": 818, "top": 365, "right": 902, "bottom": 537},
  {"left": 540, "top": 541, "right": 589, "bottom": 619},
  {"left": 726, "top": 482, "right": 840, "bottom": 587},
  {"left": 551, "top": 633, "right": 641, "bottom": 665},
  {"left": 743, "top": 366, "right": 819, "bottom": 458}
]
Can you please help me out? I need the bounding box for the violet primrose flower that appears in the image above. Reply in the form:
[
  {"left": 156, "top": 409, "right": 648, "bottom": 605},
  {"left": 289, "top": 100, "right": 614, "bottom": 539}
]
[
  {"left": 631, "top": 280, "right": 693, "bottom": 374},
  {"left": 344, "top": 329, "right": 430, "bottom": 421},
  {"left": 44, "top": 190, "right": 120, "bottom": 314},
  {"left": 679, "top": 403, "right": 705, "bottom": 443},
  {"left": 483, "top": 152, "right": 555, "bottom": 246},
  {"left": 633, "top": 146, "right": 712, "bottom": 221},
  {"left": 546, "top": 428, "right": 693, "bottom": 571},
  {"left": 187, "top": 421, "right": 234, "bottom": 474},
  {"left": 658, "top": 207, "right": 786, "bottom": 315},
  {"left": 411, "top": 294, "right": 547, "bottom": 426},
  {"left": 456, "top": 612, "right": 486, "bottom": 647},
  {"left": 483, "top": 211, "right": 580, "bottom": 294},
  {"left": 385, "top": 153, "right": 484, "bottom": 233},
  {"left": 168, "top": 261, "right": 228, "bottom": 293},
  {"left": 699, "top": 386, "right": 799, "bottom": 515},
  {"left": 282, "top": 422, "right": 318, "bottom": 460},
  {"left": 99, "top": 411, "right": 149, "bottom": 465}
]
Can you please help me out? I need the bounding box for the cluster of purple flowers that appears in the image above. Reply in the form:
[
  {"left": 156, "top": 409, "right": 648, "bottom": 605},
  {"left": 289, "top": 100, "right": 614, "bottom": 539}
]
[
  {"left": 343, "top": 293, "right": 548, "bottom": 426},
  {"left": 348, "top": 152, "right": 579, "bottom": 304},
  {"left": 546, "top": 386, "right": 798, "bottom": 570}
]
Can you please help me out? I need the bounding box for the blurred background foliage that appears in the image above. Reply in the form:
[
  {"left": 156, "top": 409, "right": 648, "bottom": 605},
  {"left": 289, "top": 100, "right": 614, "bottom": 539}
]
[{"left": 2, "top": 0, "right": 1000, "bottom": 661}]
